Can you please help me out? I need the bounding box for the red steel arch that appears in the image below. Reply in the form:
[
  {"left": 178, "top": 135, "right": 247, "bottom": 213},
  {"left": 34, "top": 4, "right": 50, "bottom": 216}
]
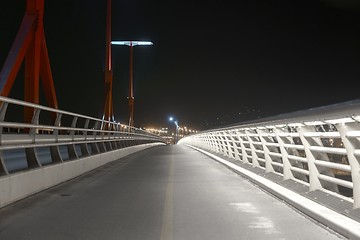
[{"left": 0, "top": 0, "right": 58, "bottom": 123}]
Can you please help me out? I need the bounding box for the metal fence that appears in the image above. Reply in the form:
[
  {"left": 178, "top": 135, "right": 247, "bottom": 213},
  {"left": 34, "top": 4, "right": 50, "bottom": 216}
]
[
  {"left": 178, "top": 99, "right": 360, "bottom": 209},
  {"left": 0, "top": 96, "right": 166, "bottom": 175}
]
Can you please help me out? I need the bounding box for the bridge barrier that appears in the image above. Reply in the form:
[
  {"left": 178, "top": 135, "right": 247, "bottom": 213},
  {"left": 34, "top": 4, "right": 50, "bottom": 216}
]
[
  {"left": 178, "top": 99, "right": 360, "bottom": 210},
  {"left": 0, "top": 96, "right": 166, "bottom": 208}
]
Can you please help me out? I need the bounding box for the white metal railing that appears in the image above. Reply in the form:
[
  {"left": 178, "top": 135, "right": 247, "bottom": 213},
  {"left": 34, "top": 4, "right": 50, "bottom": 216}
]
[
  {"left": 0, "top": 96, "right": 166, "bottom": 175},
  {"left": 178, "top": 99, "right": 360, "bottom": 209}
]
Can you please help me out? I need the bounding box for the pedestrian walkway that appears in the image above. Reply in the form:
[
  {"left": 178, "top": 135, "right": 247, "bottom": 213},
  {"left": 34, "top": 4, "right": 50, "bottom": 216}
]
[{"left": 0, "top": 145, "right": 346, "bottom": 240}]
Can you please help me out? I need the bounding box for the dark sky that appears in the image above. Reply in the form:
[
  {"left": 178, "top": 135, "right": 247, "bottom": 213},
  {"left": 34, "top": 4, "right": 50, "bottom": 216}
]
[{"left": 1, "top": 0, "right": 360, "bottom": 130}]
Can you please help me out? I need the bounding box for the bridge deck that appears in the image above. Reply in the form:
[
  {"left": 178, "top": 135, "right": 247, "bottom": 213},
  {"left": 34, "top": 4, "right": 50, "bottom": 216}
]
[{"left": 0, "top": 145, "right": 345, "bottom": 240}]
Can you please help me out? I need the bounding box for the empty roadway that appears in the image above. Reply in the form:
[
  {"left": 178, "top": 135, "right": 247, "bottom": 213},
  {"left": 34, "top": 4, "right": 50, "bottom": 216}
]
[{"left": 0, "top": 145, "right": 346, "bottom": 240}]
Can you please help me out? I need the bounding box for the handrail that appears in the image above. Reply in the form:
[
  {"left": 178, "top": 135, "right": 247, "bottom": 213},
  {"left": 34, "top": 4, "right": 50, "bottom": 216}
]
[
  {"left": 178, "top": 98, "right": 360, "bottom": 209},
  {"left": 0, "top": 96, "right": 166, "bottom": 175}
]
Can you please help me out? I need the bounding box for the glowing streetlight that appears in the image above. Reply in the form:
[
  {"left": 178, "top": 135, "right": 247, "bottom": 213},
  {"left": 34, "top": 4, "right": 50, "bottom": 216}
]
[
  {"left": 168, "top": 116, "right": 179, "bottom": 144},
  {"left": 111, "top": 40, "right": 153, "bottom": 127},
  {"left": 111, "top": 41, "right": 153, "bottom": 46}
]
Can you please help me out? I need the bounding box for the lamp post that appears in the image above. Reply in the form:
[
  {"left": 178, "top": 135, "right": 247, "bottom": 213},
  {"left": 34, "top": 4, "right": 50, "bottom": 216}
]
[
  {"left": 111, "top": 41, "right": 153, "bottom": 127},
  {"left": 169, "top": 116, "right": 179, "bottom": 144}
]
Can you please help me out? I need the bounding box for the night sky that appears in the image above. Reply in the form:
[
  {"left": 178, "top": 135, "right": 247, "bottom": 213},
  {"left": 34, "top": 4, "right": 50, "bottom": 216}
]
[{"left": 1, "top": 0, "right": 360, "bottom": 130}]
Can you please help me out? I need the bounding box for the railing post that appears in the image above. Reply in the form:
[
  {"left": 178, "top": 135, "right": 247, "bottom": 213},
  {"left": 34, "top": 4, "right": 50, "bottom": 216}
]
[
  {"left": 221, "top": 131, "right": 228, "bottom": 157},
  {"left": 206, "top": 134, "right": 214, "bottom": 152},
  {"left": 215, "top": 132, "right": 222, "bottom": 154},
  {"left": 275, "top": 128, "right": 295, "bottom": 180},
  {"left": 111, "top": 123, "right": 118, "bottom": 150},
  {"left": 238, "top": 129, "right": 249, "bottom": 163},
  {"left": 50, "top": 112, "right": 62, "bottom": 163},
  {"left": 213, "top": 133, "right": 220, "bottom": 153},
  {"left": 106, "top": 122, "right": 114, "bottom": 151},
  {"left": 25, "top": 108, "right": 42, "bottom": 168},
  {"left": 97, "top": 121, "right": 106, "bottom": 152},
  {"left": 0, "top": 102, "right": 9, "bottom": 175},
  {"left": 230, "top": 130, "right": 241, "bottom": 160},
  {"left": 114, "top": 123, "right": 120, "bottom": 148},
  {"left": 298, "top": 125, "right": 338, "bottom": 192},
  {"left": 80, "top": 119, "right": 90, "bottom": 156},
  {"left": 258, "top": 129, "right": 275, "bottom": 173},
  {"left": 298, "top": 125, "right": 323, "bottom": 191},
  {"left": 225, "top": 130, "right": 236, "bottom": 159},
  {"left": 90, "top": 121, "right": 100, "bottom": 154},
  {"left": 222, "top": 131, "right": 232, "bottom": 158},
  {"left": 67, "top": 116, "right": 78, "bottom": 159},
  {"left": 246, "top": 129, "right": 259, "bottom": 167},
  {"left": 337, "top": 122, "right": 360, "bottom": 209}
]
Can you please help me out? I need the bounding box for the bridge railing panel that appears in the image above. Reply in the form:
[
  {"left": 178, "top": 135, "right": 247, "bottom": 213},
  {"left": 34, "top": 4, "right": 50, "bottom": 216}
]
[
  {"left": 178, "top": 99, "right": 360, "bottom": 209},
  {"left": 0, "top": 96, "right": 165, "bottom": 175}
]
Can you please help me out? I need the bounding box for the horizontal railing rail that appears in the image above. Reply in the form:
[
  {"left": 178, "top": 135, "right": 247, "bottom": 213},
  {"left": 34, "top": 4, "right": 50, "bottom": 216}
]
[
  {"left": 0, "top": 96, "right": 166, "bottom": 175},
  {"left": 178, "top": 99, "right": 360, "bottom": 209}
]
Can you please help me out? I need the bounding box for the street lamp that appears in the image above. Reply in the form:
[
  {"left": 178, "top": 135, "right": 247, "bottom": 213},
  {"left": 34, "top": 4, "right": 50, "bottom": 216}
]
[
  {"left": 111, "top": 40, "right": 153, "bottom": 127},
  {"left": 169, "top": 116, "right": 179, "bottom": 144}
]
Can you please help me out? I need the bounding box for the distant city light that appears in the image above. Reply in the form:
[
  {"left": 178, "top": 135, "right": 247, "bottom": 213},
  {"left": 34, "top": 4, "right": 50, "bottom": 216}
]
[{"left": 143, "top": 124, "right": 199, "bottom": 145}]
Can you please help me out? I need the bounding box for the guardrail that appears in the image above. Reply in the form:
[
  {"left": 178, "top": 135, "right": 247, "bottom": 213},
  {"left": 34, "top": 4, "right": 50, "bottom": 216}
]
[
  {"left": 178, "top": 99, "right": 360, "bottom": 209},
  {"left": 0, "top": 96, "right": 166, "bottom": 175}
]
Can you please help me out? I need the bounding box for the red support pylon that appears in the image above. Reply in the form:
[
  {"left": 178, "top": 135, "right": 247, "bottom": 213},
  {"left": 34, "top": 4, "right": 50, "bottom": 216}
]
[
  {"left": 0, "top": 0, "right": 58, "bottom": 123},
  {"left": 102, "top": 0, "right": 114, "bottom": 128}
]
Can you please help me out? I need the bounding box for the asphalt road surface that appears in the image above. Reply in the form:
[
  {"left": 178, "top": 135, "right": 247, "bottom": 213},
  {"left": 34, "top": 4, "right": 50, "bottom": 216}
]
[{"left": 0, "top": 145, "right": 346, "bottom": 240}]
